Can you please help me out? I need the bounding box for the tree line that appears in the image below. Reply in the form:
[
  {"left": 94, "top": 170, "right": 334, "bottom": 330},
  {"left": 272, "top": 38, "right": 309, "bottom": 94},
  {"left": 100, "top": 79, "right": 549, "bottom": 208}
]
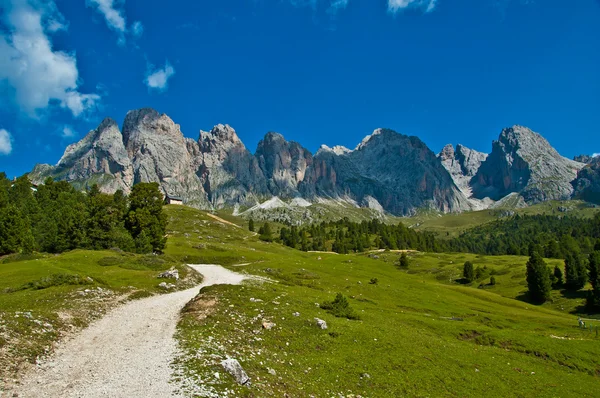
[
  {"left": 0, "top": 174, "right": 167, "bottom": 255},
  {"left": 256, "top": 218, "right": 441, "bottom": 253},
  {"left": 523, "top": 242, "right": 600, "bottom": 311},
  {"left": 251, "top": 213, "right": 600, "bottom": 259},
  {"left": 447, "top": 213, "right": 600, "bottom": 258}
]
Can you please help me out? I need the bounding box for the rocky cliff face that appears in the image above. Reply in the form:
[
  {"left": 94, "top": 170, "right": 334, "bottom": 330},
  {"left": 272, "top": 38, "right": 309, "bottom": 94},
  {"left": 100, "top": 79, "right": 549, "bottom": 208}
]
[
  {"left": 572, "top": 156, "right": 600, "bottom": 204},
  {"left": 302, "top": 129, "right": 472, "bottom": 214},
  {"left": 31, "top": 118, "right": 133, "bottom": 193},
  {"left": 255, "top": 133, "right": 313, "bottom": 197},
  {"left": 199, "top": 124, "right": 267, "bottom": 208},
  {"left": 438, "top": 144, "right": 487, "bottom": 197},
  {"left": 30, "top": 110, "right": 589, "bottom": 215},
  {"left": 471, "top": 125, "right": 585, "bottom": 203}
]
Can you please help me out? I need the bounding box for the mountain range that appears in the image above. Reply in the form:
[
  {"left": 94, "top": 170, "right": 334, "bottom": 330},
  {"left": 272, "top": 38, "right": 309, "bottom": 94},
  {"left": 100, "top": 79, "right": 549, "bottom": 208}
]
[{"left": 30, "top": 108, "right": 595, "bottom": 217}]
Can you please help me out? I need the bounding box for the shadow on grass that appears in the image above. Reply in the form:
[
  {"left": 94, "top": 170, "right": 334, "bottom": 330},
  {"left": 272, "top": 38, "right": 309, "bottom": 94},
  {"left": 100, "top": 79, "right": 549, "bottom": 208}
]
[{"left": 560, "top": 289, "right": 589, "bottom": 300}]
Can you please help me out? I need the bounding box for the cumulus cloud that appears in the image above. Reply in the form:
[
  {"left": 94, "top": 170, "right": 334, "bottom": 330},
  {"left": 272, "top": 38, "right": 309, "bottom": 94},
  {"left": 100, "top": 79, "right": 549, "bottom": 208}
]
[
  {"left": 388, "top": 0, "right": 437, "bottom": 13},
  {"left": 86, "top": 0, "right": 143, "bottom": 44},
  {"left": 593, "top": 153, "right": 600, "bottom": 158},
  {"left": 144, "top": 60, "right": 175, "bottom": 92},
  {"left": 0, "top": 0, "right": 100, "bottom": 118},
  {"left": 0, "top": 129, "right": 13, "bottom": 155}
]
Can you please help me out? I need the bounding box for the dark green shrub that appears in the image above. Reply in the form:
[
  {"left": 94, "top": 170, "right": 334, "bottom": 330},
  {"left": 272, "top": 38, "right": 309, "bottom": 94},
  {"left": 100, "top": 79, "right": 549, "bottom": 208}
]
[{"left": 320, "top": 293, "right": 360, "bottom": 320}]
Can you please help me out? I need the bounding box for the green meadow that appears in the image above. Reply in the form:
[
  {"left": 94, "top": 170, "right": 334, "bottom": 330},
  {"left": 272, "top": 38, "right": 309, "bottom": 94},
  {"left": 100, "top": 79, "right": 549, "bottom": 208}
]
[{"left": 165, "top": 206, "right": 600, "bottom": 397}]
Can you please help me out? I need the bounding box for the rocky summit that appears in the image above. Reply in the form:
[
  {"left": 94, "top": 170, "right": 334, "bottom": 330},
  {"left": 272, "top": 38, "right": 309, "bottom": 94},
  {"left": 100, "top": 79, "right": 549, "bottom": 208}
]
[
  {"left": 30, "top": 109, "right": 589, "bottom": 215},
  {"left": 469, "top": 125, "right": 585, "bottom": 203}
]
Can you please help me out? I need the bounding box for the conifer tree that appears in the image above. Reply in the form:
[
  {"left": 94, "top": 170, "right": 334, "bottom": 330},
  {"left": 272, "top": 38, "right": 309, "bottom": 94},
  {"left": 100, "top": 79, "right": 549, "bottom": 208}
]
[
  {"left": 463, "top": 261, "right": 475, "bottom": 283},
  {"left": 587, "top": 251, "right": 600, "bottom": 310},
  {"left": 526, "top": 252, "right": 552, "bottom": 304},
  {"left": 564, "top": 251, "right": 587, "bottom": 290}
]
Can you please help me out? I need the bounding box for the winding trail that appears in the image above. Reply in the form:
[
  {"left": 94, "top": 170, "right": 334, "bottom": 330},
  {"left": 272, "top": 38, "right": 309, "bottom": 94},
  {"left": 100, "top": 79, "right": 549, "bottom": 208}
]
[{"left": 13, "top": 264, "right": 249, "bottom": 398}]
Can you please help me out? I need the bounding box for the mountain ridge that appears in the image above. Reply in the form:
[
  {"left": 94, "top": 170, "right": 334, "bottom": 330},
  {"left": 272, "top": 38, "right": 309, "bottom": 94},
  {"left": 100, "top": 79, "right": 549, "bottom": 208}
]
[{"left": 30, "top": 108, "right": 592, "bottom": 217}]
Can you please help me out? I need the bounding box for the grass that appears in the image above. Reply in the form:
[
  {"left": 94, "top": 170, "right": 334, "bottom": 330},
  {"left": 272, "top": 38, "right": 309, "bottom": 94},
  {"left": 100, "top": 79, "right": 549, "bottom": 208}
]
[
  {"left": 0, "top": 249, "right": 201, "bottom": 378},
  {"left": 409, "top": 200, "right": 600, "bottom": 238},
  {"left": 167, "top": 205, "right": 600, "bottom": 397}
]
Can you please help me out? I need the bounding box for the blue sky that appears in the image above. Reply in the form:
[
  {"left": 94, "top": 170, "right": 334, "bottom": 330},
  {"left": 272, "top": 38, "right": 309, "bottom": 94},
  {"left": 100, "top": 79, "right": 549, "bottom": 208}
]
[{"left": 1, "top": 0, "right": 599, "bottom": 178}]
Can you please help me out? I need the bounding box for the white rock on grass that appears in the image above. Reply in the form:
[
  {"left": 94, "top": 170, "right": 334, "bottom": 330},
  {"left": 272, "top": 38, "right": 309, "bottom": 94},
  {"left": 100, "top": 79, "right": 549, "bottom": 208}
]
[
  {"left": 158, "top": 268, "right": 179, "bottom": 280},
  {"left": 314, "top": 318, "right": 327, "bottom": 329},
  {"left": 221, "top": 358, "right": 250, "bottom": 385}
]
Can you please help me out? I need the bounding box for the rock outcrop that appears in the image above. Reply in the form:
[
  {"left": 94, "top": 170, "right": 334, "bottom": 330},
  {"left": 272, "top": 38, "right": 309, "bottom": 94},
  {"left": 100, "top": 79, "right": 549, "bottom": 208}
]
[
  {"left": 572, "top": 157, "right": 600, "bottom": 204},
  {"left": 255, "top": 132, "right": 313, "bottom": 197},
  {"left": 199, "top": 124, "right": 267, "bottom": 208},
  {"left": 302, "top": 128, "right": 472, "bottom": 214},
  {"left": 438, "top": 144, "right": 487, "bottom": 197},
  {"left": 30, "top": 118, "right": 133, "bottom": 193},
  {"left": 471, "top": 125, "right": 585, "bottom": 203}
]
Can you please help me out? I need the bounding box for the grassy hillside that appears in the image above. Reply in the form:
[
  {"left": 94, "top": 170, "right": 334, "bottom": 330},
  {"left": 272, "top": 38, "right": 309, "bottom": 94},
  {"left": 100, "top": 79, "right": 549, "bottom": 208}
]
[
  {"left": 166, "top": 205, "right": 600, "bottom": 398},
  {"left": 0, "top": 250, "right": 201, "bottom": 378},
  {"left": 410, "top": 200, "right": 600, "bottom": 238}
]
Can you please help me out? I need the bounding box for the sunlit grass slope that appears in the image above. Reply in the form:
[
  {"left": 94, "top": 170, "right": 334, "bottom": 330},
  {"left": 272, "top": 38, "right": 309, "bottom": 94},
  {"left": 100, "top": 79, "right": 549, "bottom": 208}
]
[{"left": 166, "top": 205, "right": 600, "bottom": 398}]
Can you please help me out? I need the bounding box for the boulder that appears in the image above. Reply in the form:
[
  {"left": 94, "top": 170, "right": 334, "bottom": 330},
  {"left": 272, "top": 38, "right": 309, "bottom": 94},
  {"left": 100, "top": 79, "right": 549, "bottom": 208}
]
[
  {"left": 158, "top": 268, "right": 179, "bottom": 280},
  {"left": 314, "top": 318, "right": 327, "bottom": 329},
  {"left": 221, "top": 358, "right": 250, "bottom": 385}
]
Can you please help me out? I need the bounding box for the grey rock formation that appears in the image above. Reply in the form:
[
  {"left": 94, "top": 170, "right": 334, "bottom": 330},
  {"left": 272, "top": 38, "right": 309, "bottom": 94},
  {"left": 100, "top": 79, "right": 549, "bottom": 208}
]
[
  {"left": 302, "top": 129, "right": 472, "bottom": 214},
  {"left": 121, "top": 108, "right": 210, "bottom": 207},
  {"left": 199, "top": 124, "right": 267, "bottom": 208},
  {"left": 438, "top": 144, "right": 487, "bottom": 197},
  {"left": 471, "top": 125, "right": 585, "bottom": 203},
  {"left": 255, "top": 132, "right": 313, "bottom": 197},
  {"left": 572, "top": 156, "right": 600, "bottom": 204},
  {"left": 574, "top": 154, "right": 595, "bottom": 164},
  {"left": 30, "top": 118, "right": 133, "bottom": 193},
  {"left": 32, "top": 109, "right": 589, "bottom": 216}
]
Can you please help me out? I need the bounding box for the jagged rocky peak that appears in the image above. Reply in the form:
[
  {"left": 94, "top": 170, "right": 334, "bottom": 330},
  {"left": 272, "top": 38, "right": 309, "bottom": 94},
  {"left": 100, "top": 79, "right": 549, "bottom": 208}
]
[
  {"left": 316, "top": 144, "right": 351, "bottom": 156},
  {"left": 30, "top": 116, "right": 133, "bottom": 193},
  {"left": 471, "top": 125, "right": 585, "bottom": 203},
  {"left": 255, "top": 132, "right": 313, "bottom": 196},
  {"left": 198, "top": 123, "right": 267, "bottom": 208},
  {"left": 200, "top": 124, "right": 242, "bottom": 146},
  {"left": 438, "top": 143, "right": 487, "bottom": 199},
  {"left": 303, "top": 127, "right": 472, "bottom": 215},
  {"left": 574, "top": 154, "right": 599, "bottom": 164}
]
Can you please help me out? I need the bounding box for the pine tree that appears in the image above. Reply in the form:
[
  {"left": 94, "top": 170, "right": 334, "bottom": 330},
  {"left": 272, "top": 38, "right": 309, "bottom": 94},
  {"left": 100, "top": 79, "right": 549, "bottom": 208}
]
[
  {"left": 398, "top": 252, "right": 409, "bottom": 268},
  {"left": 463, "top": 261, "right": 475, "bottom": 283},
  {"left": 248, "top": 218, "right": 255, "bottom": 232},
  {"left": 259, "top": 222, "right": 273, "bottom": 242},
  {"left": 564, "top": 251, "right": 588, "bottom": 291},
  {"left": 552, "top": 265, "right": 563, "bottom": 288},
  {"left": 126, "top": 183, "right": 167, "bottom": 252},
  {"left": 587, "top": 251, "right": 600, "bottom": 310},
  {"left": 526, "top": 252, "right": 552, "bottom": 304}
]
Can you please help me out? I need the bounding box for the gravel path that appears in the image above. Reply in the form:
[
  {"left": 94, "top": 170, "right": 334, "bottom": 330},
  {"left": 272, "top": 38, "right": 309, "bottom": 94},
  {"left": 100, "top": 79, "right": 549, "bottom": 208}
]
[{"left": 12, "top": 264, "right": 249, "bottom": 398}]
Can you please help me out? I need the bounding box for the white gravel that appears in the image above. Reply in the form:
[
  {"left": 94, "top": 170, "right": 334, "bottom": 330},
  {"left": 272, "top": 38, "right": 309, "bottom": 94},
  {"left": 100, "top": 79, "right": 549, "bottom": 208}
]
[{"left": 12, "top": 264, "right": 250, "bottom": 398}]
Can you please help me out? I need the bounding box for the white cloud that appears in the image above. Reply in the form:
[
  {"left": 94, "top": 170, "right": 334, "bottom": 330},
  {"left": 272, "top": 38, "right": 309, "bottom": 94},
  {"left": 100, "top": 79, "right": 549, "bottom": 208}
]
[
  {"left": 86, "top": 0, "right": 143, "bottom": 44},
  {"left": 61, "top": 125, "right": 76, "bottom": 138},
  {"left": 593, "top": 153, "right": 600, "bottom": 158},
  {"left": 388, "top": 0, "right": 437, "bottom": 13},
  {"left": 131, "top": 20, "right": 144, "bottom": 38},
  {"left": 86, "top": 0, "right": 126, "bottom": 33},
  {"left": 0, "top": 0, "right": 100, "bottom": 118},
  {"left": 145, "top": 60, "right": 175, "bottom": 92},
  {"left": 0, "top": 129, "right": 13, "bottom": 155}
]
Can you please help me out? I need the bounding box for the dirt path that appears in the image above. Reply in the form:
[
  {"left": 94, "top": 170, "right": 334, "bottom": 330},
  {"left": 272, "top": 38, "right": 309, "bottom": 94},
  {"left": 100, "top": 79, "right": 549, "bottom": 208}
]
[
  {"left": 12, "top": 265, "right": 249, "bottom": 398},
  {"left": 205, "top": 213, "right": 241, "bottom": 228}
]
